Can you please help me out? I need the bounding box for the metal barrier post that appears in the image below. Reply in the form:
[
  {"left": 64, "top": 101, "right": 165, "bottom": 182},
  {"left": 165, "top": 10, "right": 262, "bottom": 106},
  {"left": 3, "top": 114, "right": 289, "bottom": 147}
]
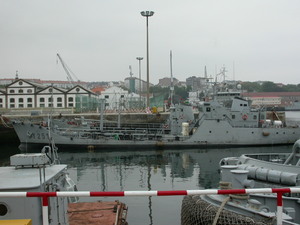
[
  {"left": 42, "top": 196, "right": 49, "bottom": 225},
  {"left": 276, "top": 192, "right": 283, "bottom": 225}
]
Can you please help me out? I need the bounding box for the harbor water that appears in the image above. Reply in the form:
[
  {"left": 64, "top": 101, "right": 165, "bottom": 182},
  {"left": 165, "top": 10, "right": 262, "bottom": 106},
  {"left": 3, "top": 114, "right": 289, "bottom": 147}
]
[
  {"left": 0, "top": 144, "right": 292, "bottom": 225},
  {"left": 0, "top": 111, "right": 300, "bottom": 225}
]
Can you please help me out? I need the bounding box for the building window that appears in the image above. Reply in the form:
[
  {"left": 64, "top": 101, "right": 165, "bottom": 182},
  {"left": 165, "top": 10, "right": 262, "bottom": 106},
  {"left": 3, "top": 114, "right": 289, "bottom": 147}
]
[
  {"left": 57, "top": 103, "right": 62, "bottom": 107},
  {"left": 0, "top": 104, "right": 2, "bottom": 108},
  {"left": 232, "top": 115, "right": 235, "bottom": 119},
  {"left": 27, "top": 104, "right": 33, "bottom": 108},
  {"left": 40, "top": 98, "right": 45, "bottom": 103},
  {"left": 27, "top": 89, "right": 33, "bottom": 93},
  {"left": 76, "top": 88, "right": 80, "bottom": 92},
  {"left": 18, "top": 89, "right": 23, "bottom": 93},
  {"left": 68, "top": 103, "right": 74, "bottom": 107},
  {"left": 68, "top": 97, "right": 74, "bottom": 102},
  {"left": 105, "top": 95, "right": 109, "bottom": 99},
  {"left": 57, "top": 97, "right": 62, "bottom": 102},
  {"left": 48, "top": 97, "right": 53, "bottom": 103},
  {"left": 9, "top": 90, "right": 15, "bottom": 94},
  {"left": 0, "top": 99, "right": 2, "bottom": 103},
  {"left": 121, "top": 95, "right": 124, "bottom": 98},
  {"left": 40, "top": 104, "right": 45, "bottom": 107},
  {"left": 18, "top": 104, "right": 24, "bottom": 108},
  {"left": 19, "top": 81, "right": 23, "bottom": 85},
  {"left": 27, "top": 98, "right": 32, "bottom": 103},
  {"left": 10, "top": 104, "right": 15, "bottom": 108},
  {"left": 10, "top": 99, "right": 15, "bottom": 103},
  {"left": 19, "top": 98, "right": 24, "bottom": 103},
  {"left": 49, "top": 88, "right": 53, "bottom": 93}
]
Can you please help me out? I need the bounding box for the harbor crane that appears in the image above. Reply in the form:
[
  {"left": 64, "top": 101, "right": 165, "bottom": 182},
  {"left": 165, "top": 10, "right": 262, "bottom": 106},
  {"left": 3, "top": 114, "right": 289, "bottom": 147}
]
[{"left": 56, "top": 53, "right": 80, "bottom": 86}]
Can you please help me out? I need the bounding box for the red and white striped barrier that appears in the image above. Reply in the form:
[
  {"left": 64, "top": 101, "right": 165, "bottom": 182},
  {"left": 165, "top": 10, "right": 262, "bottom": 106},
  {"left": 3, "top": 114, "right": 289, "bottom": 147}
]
[{"left": 1, "top": 187, "right": 300, "bottom": 225}]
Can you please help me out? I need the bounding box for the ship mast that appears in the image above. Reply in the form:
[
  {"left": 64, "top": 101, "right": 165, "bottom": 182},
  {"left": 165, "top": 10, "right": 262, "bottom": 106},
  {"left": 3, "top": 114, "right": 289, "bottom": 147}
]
[{"left": 170, "top": 50, "right": 174, "bottom": 106}]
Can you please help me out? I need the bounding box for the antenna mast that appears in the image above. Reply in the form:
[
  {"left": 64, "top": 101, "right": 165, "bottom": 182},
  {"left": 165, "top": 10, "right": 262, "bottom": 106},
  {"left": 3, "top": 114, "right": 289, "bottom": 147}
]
[{"left": 170, "top": 50, "right": 174, "bottom": 106}]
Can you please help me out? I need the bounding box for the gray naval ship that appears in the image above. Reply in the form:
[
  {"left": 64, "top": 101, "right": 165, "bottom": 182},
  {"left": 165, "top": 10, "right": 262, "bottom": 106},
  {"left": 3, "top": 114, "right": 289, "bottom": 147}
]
[{"left": 12, "top": 93, "right": 300, "bottom": 151}]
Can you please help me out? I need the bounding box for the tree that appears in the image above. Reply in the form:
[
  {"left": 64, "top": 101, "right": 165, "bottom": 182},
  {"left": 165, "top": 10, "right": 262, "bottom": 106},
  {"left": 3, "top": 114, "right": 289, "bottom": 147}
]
[
  {"left": 260, "top": 82, "right": 283, "bottom": 92},
  {"left": 283, "top": 84, "right": 300, "bottom": 92},
  {"left": 241, "top": 82, "right": 261, "bottom": 92},
  {"left": 150, "top": 85, "right": 191, "bottom": 101}
]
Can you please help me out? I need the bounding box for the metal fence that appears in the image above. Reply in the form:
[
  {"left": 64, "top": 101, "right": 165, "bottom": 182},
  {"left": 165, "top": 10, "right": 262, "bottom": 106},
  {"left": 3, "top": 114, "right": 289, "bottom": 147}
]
[{"left": 1, "top": 187, "right": 299, "bottom": 225}]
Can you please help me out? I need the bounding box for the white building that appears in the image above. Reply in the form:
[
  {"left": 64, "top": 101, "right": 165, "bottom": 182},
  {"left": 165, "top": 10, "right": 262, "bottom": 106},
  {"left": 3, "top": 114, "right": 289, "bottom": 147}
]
[
  {"left": 0, "top": 89, "right": 6, "bottom": 109},
  {"left": 0, "top": 79, "right": 96, "bottom": 111},
  {"left": 100, "top": 86, "right": 145, "bottom": 110},
  {"left": 250, "top": 96, "right": 282, "bottom": 107}
]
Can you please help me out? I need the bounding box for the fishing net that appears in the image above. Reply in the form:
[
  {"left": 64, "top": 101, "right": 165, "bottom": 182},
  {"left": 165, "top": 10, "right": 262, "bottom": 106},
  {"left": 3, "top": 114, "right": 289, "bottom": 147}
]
[{"left": 181, "top": 195, "right": 275, "bottom": 225}]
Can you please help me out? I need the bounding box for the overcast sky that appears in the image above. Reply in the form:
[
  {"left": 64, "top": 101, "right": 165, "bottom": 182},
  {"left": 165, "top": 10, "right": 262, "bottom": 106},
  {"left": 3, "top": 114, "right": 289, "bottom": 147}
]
[{"left": 1, "top": 0, "right": 300, "bottom": 85}]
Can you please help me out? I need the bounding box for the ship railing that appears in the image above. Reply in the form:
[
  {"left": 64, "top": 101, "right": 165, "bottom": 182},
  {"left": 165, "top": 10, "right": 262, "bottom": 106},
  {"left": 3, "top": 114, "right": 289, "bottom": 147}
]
[
  {"left": 1, "top": 187, "right": 299, "bottom": 225},
  {"left": 56, "top": 125, "right": 163, "bottom": 135},
  {"left": 222, "top": 114, "right": 235, "bottom": 126},
  {"left": 56, "top": 124, "right": 162, "bottom": 132},
  {"left": 56, "top": 127, "right": 164, "bottom": 140}
]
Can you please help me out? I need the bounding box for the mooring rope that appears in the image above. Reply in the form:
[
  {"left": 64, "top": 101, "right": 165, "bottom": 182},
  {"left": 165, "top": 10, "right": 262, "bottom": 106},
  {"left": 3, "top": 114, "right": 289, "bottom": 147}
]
[
  {"left": 0, "top": 115, "right": 13, "bottom": 128},
  {"left": 212, "top": 196, "right": 230, "bottom": 225}
]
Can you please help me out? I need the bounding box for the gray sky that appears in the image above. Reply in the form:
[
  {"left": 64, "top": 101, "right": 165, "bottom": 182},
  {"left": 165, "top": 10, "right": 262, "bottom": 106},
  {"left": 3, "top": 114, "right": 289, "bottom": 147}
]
[{"left": 1, "top": 0, "right": 300, "bottom": 85}]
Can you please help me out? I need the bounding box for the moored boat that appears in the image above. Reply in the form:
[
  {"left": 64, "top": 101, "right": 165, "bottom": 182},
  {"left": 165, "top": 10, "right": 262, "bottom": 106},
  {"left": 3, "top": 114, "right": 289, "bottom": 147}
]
[
  {"left": 181, "top": 139, "right": 300, "bottom": 225},
  {"left": 12, "top": 95, "right": 300, "bottom": 151},
  {"left": 0, "top": 145, "right": 128, "bottom": 225}
]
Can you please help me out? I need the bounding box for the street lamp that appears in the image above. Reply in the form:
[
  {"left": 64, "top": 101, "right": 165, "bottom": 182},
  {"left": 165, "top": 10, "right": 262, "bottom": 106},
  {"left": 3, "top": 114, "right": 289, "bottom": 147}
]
[
  {"left": 136, "top": 57, "right": 143, "bottom": 108},
  {"left": 140, "top": 10, "right": 154, "bottom": 108}
]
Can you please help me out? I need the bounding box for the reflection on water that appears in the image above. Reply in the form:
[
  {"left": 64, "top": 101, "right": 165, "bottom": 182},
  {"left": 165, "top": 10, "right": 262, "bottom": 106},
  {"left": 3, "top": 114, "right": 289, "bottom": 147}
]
[
  {"left": 0, "top": 145, "right": 293, "bottom": 225},
  {"left": 56, "top": 145, "right": 290, "bottom": 225}
]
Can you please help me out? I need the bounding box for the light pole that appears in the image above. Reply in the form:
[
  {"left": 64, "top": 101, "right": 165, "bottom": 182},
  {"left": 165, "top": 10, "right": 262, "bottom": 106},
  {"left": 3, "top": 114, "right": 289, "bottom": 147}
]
[
  {"left": 140, "top": 10, "right": 154, "bottom": 108},
  {"left": 136, "top": 57, "right": 143, "bottom": 108}
]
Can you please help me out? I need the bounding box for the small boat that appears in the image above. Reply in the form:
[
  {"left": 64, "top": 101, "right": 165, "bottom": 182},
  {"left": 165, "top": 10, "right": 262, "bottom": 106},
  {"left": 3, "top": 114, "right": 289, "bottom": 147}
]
[
  {"left": 219, "top": 139, "right": 300, "bottom": 188},
  {"left": 0, "top": 145, "right": 128, "bottom": 225},
  {"left": 12, "top": 94, "right": 300, "bottom": 151},
  {"left": 181, "top": 140, "right": 300, "bottom": 225}
]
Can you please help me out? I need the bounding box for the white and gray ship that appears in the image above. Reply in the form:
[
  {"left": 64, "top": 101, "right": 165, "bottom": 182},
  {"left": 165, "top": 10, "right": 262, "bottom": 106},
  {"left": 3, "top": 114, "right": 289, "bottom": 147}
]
[{"left": 12, "top": 94, "right": 300, "bottom": 151}]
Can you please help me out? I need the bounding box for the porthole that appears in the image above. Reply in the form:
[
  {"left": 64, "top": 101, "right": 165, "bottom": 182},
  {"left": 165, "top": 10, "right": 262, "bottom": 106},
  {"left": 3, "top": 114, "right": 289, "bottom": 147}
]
[
  {"left": 18, "top": 81, "right": 23, "bottom": 85},
  {"left": 0, "top": 203, "right": 8, "bottom": 216}
]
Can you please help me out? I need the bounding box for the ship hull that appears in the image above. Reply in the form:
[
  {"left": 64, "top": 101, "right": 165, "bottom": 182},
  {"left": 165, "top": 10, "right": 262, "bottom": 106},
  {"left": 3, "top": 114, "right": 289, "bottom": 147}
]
[{"left": 13, "top": 121, "right": 300, "bottom": 151}]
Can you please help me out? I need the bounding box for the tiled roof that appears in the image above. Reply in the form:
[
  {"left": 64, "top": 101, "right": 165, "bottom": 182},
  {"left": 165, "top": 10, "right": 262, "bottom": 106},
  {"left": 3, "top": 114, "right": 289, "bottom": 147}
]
[{"left": 242, "top": 92, "right": 300, "bottom": 97}]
